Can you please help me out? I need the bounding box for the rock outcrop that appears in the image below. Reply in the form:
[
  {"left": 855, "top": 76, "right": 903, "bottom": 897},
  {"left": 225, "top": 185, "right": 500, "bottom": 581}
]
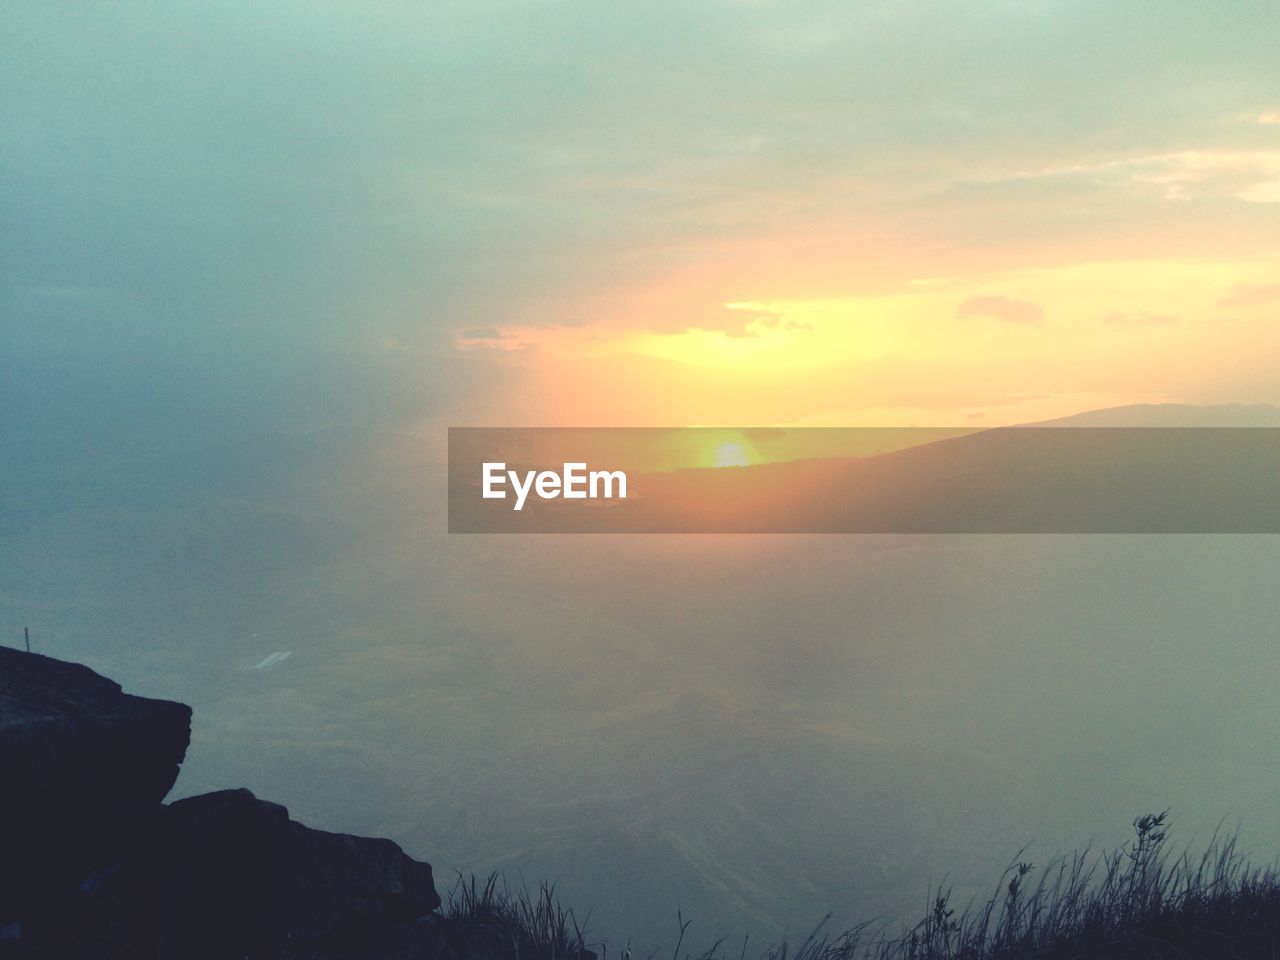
[
  {"left": 0, "top": 648, "right": 191, "bottom": 943},
  {"left": 0, "top": 647, "right": 443, "bottom": 960},
  {"left": 155, "top": 789, "right": 440, "bottom": 960}
]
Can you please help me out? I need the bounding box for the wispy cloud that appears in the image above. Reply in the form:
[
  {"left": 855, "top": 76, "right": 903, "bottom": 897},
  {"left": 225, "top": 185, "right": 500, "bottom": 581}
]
[
  {"left": 716, "top": 302, "right": 815, "bottom": 337},
  {"left": 1218, "top": 283, "right": 1280, "bottom": 307},
  {"left": 1001, "top": 150, "right": 1280, "bottom": 203},
  {"left": 955, "top": 295, "right": 1044, "bottom": 326},
  {"left": 459, "top": 327, "right": 509, "bottom": 341},
  {"left": 1102, "top": 311, "right": 1179, "bottom": 327},
  {"left": 376, "top": 336, "right": 414, "bottom": 353}
]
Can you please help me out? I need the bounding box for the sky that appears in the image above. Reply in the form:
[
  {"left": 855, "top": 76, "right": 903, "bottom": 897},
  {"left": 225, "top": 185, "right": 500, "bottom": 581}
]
[{"left": 4, "top": 0, "right": 1279, "bottom": 427}]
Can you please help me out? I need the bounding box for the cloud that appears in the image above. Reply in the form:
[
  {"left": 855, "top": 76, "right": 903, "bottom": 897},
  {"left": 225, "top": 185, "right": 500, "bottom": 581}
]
[
  {"left": 711, "top": 302, "right": 817, "bottom": 338},
  {"left": 1239, "top": 181, "right": 1280, "bottom": 203},
  {"left": 955, "top": 295, "right": 1044, "bottom": 325},
  {"left": 376, "top": 336, "right": 414, "bottom": 353},
  {"left": 458, "top": 327, "right": 509, "bottom": 341},
  {"left": 1217, "top": 283, "right": 1280, "bottom": 307},
  {"left": 6, "top": 1, "right": 1280, "bottom": 370},
  {"left": 453, "top": 327, "right": 524, "bottom": 352},
  {"left": 1102, "top": 311, "right": 1180, "bottom": 327},
  {"left": 1003, "top": 150, "right": 1280, "bottom": 203}
]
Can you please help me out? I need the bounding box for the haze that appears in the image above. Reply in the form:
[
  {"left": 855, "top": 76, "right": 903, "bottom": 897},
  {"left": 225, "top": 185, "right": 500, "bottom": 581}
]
[{"left": 3, "top": 2, "right": 1280, "bottom": 952}]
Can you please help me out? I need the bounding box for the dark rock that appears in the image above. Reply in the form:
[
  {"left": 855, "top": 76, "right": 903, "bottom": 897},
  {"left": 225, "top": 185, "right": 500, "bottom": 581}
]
[
  {"left": 0, "top": 649, "right": 443, "bottom": 960},
  {"left": 153, "top": 788, "right": 441, "bottom": 960},
  {"left": 319, "top": 914, "right": 461, "bottom": 960},
  {"left": 0, "top": 647, "right": 191, "bottom": 941}
]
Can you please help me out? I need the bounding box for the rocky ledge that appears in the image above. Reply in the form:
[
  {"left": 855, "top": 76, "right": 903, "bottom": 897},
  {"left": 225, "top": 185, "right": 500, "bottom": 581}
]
[{"left": 0, "top": 647, "right": 459, "bottom": 960}]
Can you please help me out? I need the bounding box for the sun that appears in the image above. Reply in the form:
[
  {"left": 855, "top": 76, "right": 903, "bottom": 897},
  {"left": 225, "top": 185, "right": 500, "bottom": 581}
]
[{"left": 712, "top": 442, "right": 751, "bottom": 468}]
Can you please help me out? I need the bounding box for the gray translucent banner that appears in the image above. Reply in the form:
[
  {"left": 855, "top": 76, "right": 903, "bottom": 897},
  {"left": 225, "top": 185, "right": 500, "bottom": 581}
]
[{"left": 448, "top": 427, "right": 1280, "bottom": 533}]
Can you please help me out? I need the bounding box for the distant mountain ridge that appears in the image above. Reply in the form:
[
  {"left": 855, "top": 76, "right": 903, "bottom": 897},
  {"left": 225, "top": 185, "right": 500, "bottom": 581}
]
[
  {"left": 1025, "top": 402, "right": 1280, "bottom": 427},
  {"left": 459, "top": 404, "right": 1280, "bottom": 533}
]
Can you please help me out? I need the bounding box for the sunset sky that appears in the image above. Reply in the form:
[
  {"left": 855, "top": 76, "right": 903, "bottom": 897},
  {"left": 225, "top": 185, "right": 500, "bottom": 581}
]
[{"left": 5, "top": 1, "right": 1279, "bottom": 426}]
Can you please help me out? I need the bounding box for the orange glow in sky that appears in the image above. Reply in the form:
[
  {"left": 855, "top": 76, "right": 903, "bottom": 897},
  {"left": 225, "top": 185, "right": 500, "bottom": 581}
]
[{"left": 453, "top": 255, "right": 1280, "bottom": 427}]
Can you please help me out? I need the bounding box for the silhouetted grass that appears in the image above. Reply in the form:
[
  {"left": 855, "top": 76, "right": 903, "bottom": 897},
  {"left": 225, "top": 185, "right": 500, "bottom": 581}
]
[
  {"left": 445, "top": 873, "right": 597, "bottom": 960},
  {"left": 447, "top": 814, "right": 1280, "bottom": 960}
]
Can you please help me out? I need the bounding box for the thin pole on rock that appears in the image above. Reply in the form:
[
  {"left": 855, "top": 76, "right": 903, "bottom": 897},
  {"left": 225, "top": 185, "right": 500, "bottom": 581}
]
[{"left": 24, "top": 626, "right": 30, "bottom": 653}]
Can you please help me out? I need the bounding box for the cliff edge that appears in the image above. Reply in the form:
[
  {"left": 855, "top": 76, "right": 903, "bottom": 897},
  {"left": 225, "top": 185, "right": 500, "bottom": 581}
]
[{"left": 0, "top": 647, "right": 447, "bottom": 960}]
